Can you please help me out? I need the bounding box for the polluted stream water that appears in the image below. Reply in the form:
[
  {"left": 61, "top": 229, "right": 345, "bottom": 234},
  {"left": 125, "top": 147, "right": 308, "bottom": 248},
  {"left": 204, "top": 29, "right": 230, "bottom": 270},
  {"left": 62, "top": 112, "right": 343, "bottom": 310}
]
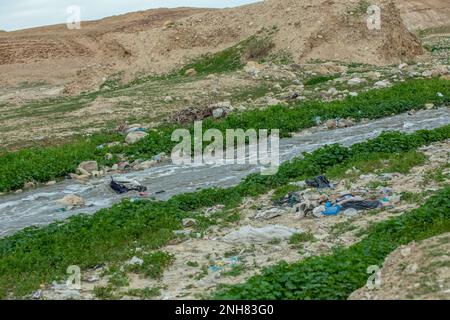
[{"left": 0, "top": 107, "right": 449, "bottom": 237}]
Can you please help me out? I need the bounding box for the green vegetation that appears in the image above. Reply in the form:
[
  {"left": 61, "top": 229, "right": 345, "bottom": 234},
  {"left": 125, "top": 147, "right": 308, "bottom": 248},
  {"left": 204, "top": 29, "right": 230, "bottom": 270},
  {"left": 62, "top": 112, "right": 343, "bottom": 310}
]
[
  {"left": 126, "top": 287, "right": 162, "bottom": 299},
  {"left": 1, "top": 78, "right": 448, "bottom": 192},
  {"left": 330, "top": 221, "right": 358, "bottom": 237},
  {"left": 222, "top": 264, "right": 246, "bottom": 277},
  {"left": 129, "top": 251, "right": 175, "bottom": 279},
  {"left": 305, "top": 75, "right": 339, "bottom": 86},
  {"left": 271, "top": 184, "right": 301, "bottom": 203},
  {"left": 1, "top": 125, "right": 450, "bottom": 298},
  {"left": 186, "top": 261, "right": 200, "bottom": 268},
  {"left": 400, "top": 191, "right": 426, "bottom": 204},
  {"left": 214, "top": 186, "right": 450, "bottom": 299},
  {"left": 289, "top": 232, "right": 315, "bottom": 245},
  {"left": 93, "top": 286, "right": 116, "bottom": 300},
  {"left": 178, "top": 35, "right": 274, "bottom": 76},
  {"left": 326, "top": 151, "right": 428, "bottom": 180},
  {"left": 108, "top": 270, "right": 129, "bottom": 288}
]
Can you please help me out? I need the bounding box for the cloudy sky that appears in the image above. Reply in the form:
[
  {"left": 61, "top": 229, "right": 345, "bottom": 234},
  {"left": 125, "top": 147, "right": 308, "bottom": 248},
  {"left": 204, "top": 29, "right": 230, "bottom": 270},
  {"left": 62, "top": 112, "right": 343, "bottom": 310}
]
[{"left": 0, "top": 0, "right": 260, "bottom": 31}]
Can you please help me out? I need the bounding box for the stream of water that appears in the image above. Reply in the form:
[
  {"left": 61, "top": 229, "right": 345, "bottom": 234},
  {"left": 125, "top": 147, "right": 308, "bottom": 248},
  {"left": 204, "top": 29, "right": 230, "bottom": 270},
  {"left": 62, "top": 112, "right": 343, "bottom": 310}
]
[{"left": 0, "top": 107, "right": 449, "bottom": 237}]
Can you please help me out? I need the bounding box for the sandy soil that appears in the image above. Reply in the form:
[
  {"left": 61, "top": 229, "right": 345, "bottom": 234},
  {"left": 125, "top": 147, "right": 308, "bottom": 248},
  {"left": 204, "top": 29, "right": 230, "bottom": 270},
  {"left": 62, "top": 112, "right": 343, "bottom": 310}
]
[{"left": 0, "top": 0, "right": 427, "bottom": 92}]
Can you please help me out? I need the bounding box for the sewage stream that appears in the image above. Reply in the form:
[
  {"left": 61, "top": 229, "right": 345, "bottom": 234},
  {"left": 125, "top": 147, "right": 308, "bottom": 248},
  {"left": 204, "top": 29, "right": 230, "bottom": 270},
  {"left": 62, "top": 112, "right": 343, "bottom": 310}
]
[{"left": 0, "top": 107, "right": 449, "bottom": 237}]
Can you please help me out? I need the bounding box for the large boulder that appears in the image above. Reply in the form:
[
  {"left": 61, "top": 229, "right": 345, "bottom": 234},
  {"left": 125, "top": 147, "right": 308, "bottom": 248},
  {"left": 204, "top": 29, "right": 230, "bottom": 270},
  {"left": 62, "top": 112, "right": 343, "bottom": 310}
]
[
  {"left": 57, "top": 195, "right": 85, "bottom": 207},
  {"left": 77, "top": 161, "right": 98, "bottom": 175}
]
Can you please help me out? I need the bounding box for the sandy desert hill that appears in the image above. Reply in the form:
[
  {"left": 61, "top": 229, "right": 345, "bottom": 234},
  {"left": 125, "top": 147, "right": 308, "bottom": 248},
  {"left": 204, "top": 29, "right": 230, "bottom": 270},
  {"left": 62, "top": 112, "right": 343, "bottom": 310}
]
[{"left": 0, "top": 0, "right": 448, "bottom": 92}]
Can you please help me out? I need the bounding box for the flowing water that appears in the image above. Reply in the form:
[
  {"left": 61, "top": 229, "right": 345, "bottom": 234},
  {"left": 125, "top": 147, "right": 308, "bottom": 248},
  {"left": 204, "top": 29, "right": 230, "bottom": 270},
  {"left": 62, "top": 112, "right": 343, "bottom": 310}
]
[{"left": 0, "top": 107, "right": 449, "bottom": 237}]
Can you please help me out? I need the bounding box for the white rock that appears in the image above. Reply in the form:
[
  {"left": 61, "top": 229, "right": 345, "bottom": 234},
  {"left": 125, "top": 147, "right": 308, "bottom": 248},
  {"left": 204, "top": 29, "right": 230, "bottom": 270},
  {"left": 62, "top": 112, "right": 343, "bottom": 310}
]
[
  {"left": 244, "top": 61, "right": 263, "bottom": 77},
  {"left": 421, "top": 70, "right": 432, "bottom": 78},
  {"left": 77, "top": 161, "right": 98, "bottom": 174},
  {"left": 374, "top": 80, "right": 391, "bottom": 88},
  {"left": 212, "top": 108, "right": 225, "bottom": 119},
  {"left": 139, "top": 160, "right": 157, "bottom": 169},
  {"left": 347, "top": 78, "right": 365, "bottom": 86},
  {"left": 57, "top": 195, "right": 85, "bottom": 207},
  {"left": 125, "top": 131, "right": 148, "bottom": 144},
  {"left": 185, "top": 68, "right": 197, "bottom": 77}
]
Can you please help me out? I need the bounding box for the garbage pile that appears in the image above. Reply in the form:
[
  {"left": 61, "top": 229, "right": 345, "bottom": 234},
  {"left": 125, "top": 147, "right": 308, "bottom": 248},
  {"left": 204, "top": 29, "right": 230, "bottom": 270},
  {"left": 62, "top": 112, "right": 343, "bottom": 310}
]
[{"left": 276, "top": 175, "right": 400, "bottom": 218}]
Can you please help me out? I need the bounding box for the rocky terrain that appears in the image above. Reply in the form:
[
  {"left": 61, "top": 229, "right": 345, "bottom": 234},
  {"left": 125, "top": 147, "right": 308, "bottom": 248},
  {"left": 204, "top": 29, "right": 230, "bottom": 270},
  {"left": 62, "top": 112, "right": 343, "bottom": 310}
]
[
  {"left": 0, "top": 0, "right": 425, "bottom": 91},
  {"left": 37, "top": 140, "right": 450, "bottom": 300}
]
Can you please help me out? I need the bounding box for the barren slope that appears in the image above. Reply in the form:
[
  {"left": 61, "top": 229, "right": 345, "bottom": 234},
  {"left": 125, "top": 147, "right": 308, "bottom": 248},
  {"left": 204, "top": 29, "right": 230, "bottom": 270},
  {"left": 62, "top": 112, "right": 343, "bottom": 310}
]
[
  {"left": 0, "top": 0, "right": 424, "bottom": 92},
  {"left": 395, "top": 0, "right": 450, "bottom": 31}
]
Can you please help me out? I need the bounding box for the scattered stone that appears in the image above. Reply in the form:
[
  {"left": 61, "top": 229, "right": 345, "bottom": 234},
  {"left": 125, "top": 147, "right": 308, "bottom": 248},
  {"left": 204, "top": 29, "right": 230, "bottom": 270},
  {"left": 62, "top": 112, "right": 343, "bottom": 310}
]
[
  {"left": 185, "top": 68, "right": 197, "bottom": 77},
  {"left": 91, "top": 170, "right": 104, "bottom": 178},
  {"left": 421, "top": 70, "right": 432, "bottom": 78},
  {"left": 374, "top": 80, "right": 391, "bottom": 88},
  {"left": 425, "top": 103, "right": 435, "bottom": 110},
  {"left": 244, "top": 61, "right": 265, "bottom": 78},
  {"left": 325, "top": 119, "right": 337, "bottom": 129},
  {"left": 267, "top": 97, "right": 281, "bottom": 105},
  {"left": 212, "top": 108, "right": 225, "bottom": 119},
  {"left": 24, "top": 181, "right": 36, "bottom": 189},
  {"left": 431, "top": 65, "right": 449, "bottom": 78},
  {"left": 348, "top": 78, "right": 365, "bottom": 86},
  {"left": 139, "top": 160, "right": 157, "bottom": 170},
  {"left": 366, "top": 71, "right": 381, "bottom": 80},
  {"left": 46, "top": 181, "right": 57, "bottom": 186},
  {"left": 327, "top": 87, "right": 339, "bottom": 96},
  {"left": 57, "top": 195, "right": 85, "bottom": 208},
  {"left": 77, "top": 161, "right": 98, "bottom": 175},
  {"left": 349, "top": 91, "right": 358, "bottom": 97},
  {"left": 125, "top": 131, "right": 148, "bottom": 144},
  {"left": 164, "top": 96, "right": 174, "bottom": 103}
]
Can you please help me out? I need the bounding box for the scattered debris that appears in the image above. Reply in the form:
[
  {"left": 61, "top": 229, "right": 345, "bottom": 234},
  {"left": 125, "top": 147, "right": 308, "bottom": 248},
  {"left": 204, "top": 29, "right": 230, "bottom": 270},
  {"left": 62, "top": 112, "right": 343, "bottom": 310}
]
[
  {"left": 109, "top": 177, "right": 147, "bottom": 194},
  {"left": 128, "top": 256, "right": 144, "bottom": 266},
  {"left": 305, "top": 175, "right": 332, "bottom": 189}
]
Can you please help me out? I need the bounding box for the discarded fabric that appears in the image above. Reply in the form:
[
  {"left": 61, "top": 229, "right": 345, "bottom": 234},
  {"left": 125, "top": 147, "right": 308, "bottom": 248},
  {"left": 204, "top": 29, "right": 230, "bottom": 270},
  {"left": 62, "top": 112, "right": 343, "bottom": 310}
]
[
  {"left": 305, "top": 175, "right": 332, "bottom": 189},
  {"left": 110, "top": 177, "right": 147, "bottom": 194}
]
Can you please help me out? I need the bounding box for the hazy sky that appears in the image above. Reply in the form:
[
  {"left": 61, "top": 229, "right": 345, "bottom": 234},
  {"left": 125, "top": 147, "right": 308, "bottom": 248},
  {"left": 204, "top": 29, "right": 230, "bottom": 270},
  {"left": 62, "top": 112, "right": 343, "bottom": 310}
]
[{"left": 0, "top": 0, "right": 260, "bottom": 31}]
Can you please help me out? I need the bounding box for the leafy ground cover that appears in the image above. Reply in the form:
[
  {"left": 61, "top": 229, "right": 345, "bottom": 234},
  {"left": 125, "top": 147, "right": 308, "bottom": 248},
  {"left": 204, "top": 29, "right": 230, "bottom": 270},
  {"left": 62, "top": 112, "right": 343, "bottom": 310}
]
[
  {"left": 1, "top": 78, "right": 449, "bottom": 192},
  {"left": 0, "top": 124, "right": 449, "bottom": 298}
]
